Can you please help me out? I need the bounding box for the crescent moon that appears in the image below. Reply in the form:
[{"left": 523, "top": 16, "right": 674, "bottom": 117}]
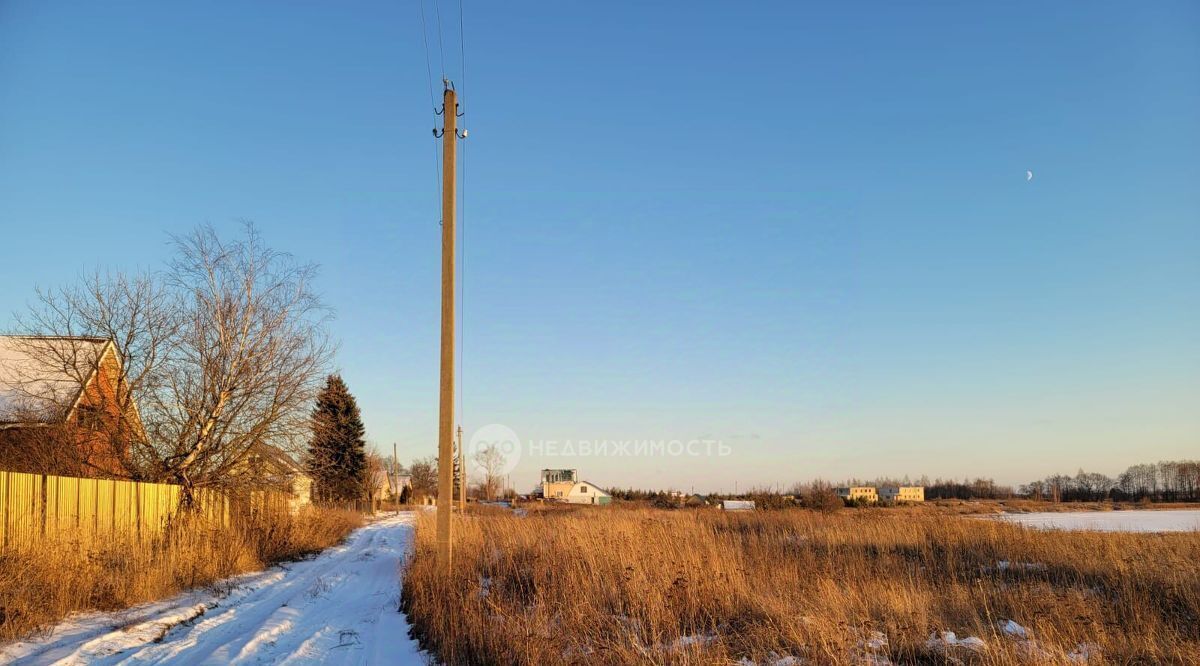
[{"left": 1026, "top": 170, "right": 1033, "bottom": 181}]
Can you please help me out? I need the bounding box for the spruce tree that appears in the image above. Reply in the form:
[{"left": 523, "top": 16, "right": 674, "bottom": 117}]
[{"left": 307, "top": 374, "right": 368, "bottom": 503}]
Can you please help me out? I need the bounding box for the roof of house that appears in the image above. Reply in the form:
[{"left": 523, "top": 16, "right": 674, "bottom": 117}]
[
  {"left": 0, "top": 336, "right": 112, "bottom": 425},
  {"left": 569, "top": 481, "right": 610, "bottom": 497},
  {"left": 370, "top": 470, "right": 392, "bottom": 491},
  {"left": 250, "top": 443, "right": 306, "bottom": 475}
]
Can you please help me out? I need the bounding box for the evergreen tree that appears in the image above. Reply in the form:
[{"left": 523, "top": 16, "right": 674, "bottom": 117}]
[{"left": 306, "top": 374, "right": 368, "bottom": 502}]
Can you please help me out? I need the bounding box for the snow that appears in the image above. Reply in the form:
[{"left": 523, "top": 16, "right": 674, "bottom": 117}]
[
  {"left": 0, "top": 513, "right": 428, "bottom": 665},
  {"left": 0, "top": 336, "right": 107, "bottom": 422},
  {"left": 924, "top": 631, "right": 987, "bottom": 654},
  {"left": 998, "top": 619, "right": 1028, "bottom": 639},
  {"left": 993, "top": 510, "right": 1200, "bottom": 533},
  {"left": 980, "top": 560, "right": 1046, "bottom": 574}
]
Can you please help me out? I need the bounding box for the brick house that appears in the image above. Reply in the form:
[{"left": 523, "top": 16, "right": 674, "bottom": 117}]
[{"left": 0, "top": 336, "right": 143, "bottom": 476}]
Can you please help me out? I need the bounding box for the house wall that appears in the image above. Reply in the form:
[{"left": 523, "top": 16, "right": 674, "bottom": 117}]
[
  {"left": 290, "top": 475, "right": 313, "bottom": 512},
  {"left": 70, "top": 347, "right": 134, "bottom": 476},
  {"left": 543, "top": 481, "right": 574, "bottom": 499},
  {"left": 879, "top": 486, "right": 924, "bottom": 502},
  {"left": 564, "top": 481, "right": 611, "bottom": 505},
  {"left": 836, "top": 487, "right": 879, "bottom": 502}
]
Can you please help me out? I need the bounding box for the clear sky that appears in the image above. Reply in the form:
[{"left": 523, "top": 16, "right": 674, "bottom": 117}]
[{"left": 1, "top": 2, "right": 1197, "bottom": 492}]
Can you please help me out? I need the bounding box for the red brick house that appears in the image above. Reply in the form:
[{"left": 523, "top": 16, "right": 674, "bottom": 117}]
[{"left": 0, "top": 336, "right": 143, "bottom": 476}]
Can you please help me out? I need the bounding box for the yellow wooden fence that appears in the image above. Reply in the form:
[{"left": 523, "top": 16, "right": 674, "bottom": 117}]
[{"left": 0, "top": 470, "right": 234, "bottom": 548}]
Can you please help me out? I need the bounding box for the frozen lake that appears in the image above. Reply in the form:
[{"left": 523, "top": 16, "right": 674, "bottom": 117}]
[{"left": 994, "top": 509, "right": 1200, "bottom": 533}]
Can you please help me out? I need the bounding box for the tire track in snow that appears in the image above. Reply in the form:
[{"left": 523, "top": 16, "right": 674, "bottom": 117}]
[{"left": 1, "top": 513, "right": 427, "bottom": 665}]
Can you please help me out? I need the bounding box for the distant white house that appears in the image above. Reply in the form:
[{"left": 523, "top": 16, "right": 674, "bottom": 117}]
[
  {"left": 721, "top": 500, "right": 755, "bottom": 511},
  {"left": 563, "top": 481, "right": 611, "bottom": 505}
]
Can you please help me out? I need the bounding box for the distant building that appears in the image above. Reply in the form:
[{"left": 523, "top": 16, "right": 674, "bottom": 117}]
[
  {"left": 239, "top": 444, "right": 313, "bottom": 513},
  {"left": 540, "top": 469, "right": 610, "bottom": 505},
  {"left": 540, "top": 468, "right": 577, "bottom": 499},
  {"left": 836, "top": 486, "right": 879, "bottom": 503},
  {"left": 367, "top": 469, "right": 393, "bottom": 502},
  {"left": 722, "top": 500, "right": 755, "bottom": 511},
  {"left": 562, "top": 481, "right": 611, "bottom": 505},
  {"left": 878, "top": 486, "right": 924, "bottom": 502}
]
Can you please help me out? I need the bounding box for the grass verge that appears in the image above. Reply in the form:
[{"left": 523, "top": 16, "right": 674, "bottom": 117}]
[{"left": 0, "top": 506, "right": 362, "bottom": 642}]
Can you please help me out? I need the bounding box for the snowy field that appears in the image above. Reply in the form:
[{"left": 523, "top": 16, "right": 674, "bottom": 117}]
[
  {"left": 993, "top": 509, "right": 1200, "bottom": 533},
  {"left": 0, "top": 513, "right": 427, "bottom": 665}
]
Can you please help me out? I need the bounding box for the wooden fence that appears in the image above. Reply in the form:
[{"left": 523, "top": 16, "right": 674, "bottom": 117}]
[{"left": 0, "top": 470, "right": 235, "bottom": 549}]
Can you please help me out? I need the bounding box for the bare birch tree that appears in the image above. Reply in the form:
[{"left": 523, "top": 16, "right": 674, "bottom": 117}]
[
  {"left": 11, "top": 224, "right": 333, "bottom": 504},
  {"left": 473, "top": 444, "right": 506, "bottom": 501},
  {"left": 147, "top": 225, "right": 333, "bottom": 503}
]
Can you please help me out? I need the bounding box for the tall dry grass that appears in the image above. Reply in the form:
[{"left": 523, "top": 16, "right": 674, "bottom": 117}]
[
  {"left": 0, "top": 506, "right": 361, "bottom": 641},
  {"left": 402, "top": 507, "right": 1200, "bottom": 664}
]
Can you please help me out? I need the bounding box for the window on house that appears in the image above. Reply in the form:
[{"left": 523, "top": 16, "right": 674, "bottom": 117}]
[{"left": 580, "top": 485, "right": 587, "bottom": 493}]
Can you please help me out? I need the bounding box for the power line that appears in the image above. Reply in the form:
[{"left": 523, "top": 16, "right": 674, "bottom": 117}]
[
  {"left": 433, "top": 0, "right": 447, "bottom": 81},
  {"left": 417, "top": 0, "right": 443, "bottom": 207},
  {"left": 456, "top": 0, "right": 468, "bottom": 429}
]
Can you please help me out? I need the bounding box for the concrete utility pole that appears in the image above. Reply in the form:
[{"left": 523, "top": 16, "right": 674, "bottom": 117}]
[
  {"left": 457, "top": 425, "right": 466, "bottom": 510},
  {"left": 393, "top": 442, "right": 399, "bottom": 515},
  {"left": 436, "top": 85, "right": 460, "bottom": 570}
]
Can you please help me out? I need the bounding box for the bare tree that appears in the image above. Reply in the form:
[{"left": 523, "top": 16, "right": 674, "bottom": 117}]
[
  {"left": 8, "top": 271, "right": 180, "bottom": 477},
  {"left": 409, "top": 457, "right": 438, "bottom": 501},
  {"left": 148, "top": 225, "right": 333, "bottom": 503},
  {"left": 11, "top": 224, "right": 333, "bottom": 505},
  {"left": 473, "top": 444, "right": 506, "bottom": 501},
  {"left": 365, "top": 451, "right": 389, "bottom": 504}
]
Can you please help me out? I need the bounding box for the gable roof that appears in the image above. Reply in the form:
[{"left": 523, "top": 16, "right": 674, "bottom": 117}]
[
  {"left": 569, "top": 481, "right": 610, "bottom": 497},
  {"left": 0, "top": 336, "right": 113, "bottom": 426},
  {"left": 250, "top": 443, "right": 306, "bottom": 475}
]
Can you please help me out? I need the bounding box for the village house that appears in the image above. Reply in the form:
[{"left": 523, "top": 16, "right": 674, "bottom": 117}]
[
  {"left": 367, "top": 467, "right": 411, "bottom": 505},
  {"left": 835, "top": 486, "right": 926, "bottom": 503},
  {"left": 237, "top": 443, "right": 314, "bottom": 513},
  {"left": 539, "top": 468, "right": 612, "bottom": 505},
  {"left": 0, "top": 335, "right": 142, "bottom": 476},
  {"left": 836, "top": 486, "right": 879, "bottom": 503},
  {"left": 878, "top": 486, "right": 925, "bottom": 502}
]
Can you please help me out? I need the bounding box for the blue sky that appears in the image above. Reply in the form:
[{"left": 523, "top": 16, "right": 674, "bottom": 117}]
[{"left": 1, "top": 1, "right": 1197, "bottom": 492}]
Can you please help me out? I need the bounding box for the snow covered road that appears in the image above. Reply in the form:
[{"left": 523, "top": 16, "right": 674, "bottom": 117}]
[{"left": 2, "top": 513, "right": 427, "bottom": 665}]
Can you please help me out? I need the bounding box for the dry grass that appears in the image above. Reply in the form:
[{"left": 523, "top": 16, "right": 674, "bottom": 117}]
[
  {"left": 0, "top": 506, "right": 362, "bottom": 641},
  {"left": 402, "top": 507, "right": 1200, "bottom": 665}
]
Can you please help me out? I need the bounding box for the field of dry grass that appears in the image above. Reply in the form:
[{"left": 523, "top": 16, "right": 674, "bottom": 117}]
[
  {"left": 402, "top": 506, "right": 1200, "bottom": 665},
  {"left": 0, "top": 506, "right": 362, "bottom": 642}
]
